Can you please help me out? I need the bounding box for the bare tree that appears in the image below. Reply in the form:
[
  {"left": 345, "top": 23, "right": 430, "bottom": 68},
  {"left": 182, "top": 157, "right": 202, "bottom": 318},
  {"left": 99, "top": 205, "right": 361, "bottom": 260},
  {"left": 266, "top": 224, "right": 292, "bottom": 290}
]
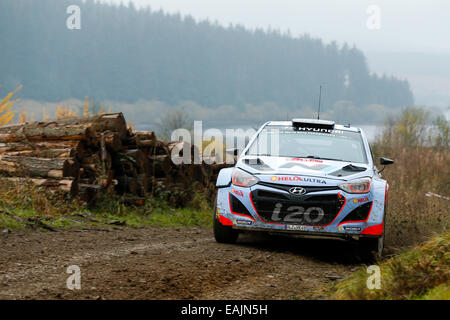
[{"left": 158, "top": 109, "right": 192, "bottom": 141}]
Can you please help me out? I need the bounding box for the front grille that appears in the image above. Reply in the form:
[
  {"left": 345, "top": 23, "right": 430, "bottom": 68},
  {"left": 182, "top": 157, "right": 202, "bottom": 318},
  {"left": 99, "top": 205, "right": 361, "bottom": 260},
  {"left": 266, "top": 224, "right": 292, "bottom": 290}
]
[
  {"left": 258, "top": 181, "right": 338, "bottom": 193},
  {"left": 251, "top": 188, "right": 345, "bottom": 226}
]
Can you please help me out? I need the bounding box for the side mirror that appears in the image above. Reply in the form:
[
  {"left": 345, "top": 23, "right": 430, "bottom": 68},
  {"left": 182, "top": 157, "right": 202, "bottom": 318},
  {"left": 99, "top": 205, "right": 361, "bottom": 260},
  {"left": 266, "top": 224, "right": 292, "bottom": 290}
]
[
  {"left": 378, "top": 157, "right": 394, "bottom": 174},
  {"left": 380, "top": 157, "right": 394, "bottom": 166}
]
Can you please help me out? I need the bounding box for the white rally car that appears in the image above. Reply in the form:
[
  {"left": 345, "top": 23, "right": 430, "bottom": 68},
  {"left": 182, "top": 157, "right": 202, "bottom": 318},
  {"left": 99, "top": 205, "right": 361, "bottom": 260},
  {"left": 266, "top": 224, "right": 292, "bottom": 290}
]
[{"left": 213, "top": 119, "right": 393, "bottom": 257}]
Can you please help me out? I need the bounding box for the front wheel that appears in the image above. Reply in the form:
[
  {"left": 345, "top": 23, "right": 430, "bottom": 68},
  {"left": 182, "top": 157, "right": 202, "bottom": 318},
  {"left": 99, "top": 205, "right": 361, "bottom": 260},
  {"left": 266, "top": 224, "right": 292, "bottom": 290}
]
[
  {"left": 213, "top": 201, "right": 239, "bottom": 244},
  {"left": 360, "top": 211, "right": 386, "bottom": 259},
  {"left": 360, "top": 236, "right": 384, "bottom": 259}
]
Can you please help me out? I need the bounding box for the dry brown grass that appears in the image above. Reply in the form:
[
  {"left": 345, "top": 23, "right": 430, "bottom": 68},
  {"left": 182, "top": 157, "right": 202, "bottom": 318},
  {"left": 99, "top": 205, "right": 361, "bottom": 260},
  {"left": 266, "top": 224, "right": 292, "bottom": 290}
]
[
  {"left": 333, "top": 232, "right": 449, "bottom": 299},
  {"left": 372, "top": 108, "right": 449, "bottom": 248},
  {"left": 0, "top": 179, "right": 80, "bottom": 218}
]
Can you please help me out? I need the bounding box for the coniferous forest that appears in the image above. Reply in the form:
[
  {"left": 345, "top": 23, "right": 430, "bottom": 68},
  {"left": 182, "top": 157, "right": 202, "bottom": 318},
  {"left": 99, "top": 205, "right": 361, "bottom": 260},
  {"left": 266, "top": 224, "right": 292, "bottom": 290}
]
[{"left": 0, "top": 0, "right": 413, "bottom": 110}]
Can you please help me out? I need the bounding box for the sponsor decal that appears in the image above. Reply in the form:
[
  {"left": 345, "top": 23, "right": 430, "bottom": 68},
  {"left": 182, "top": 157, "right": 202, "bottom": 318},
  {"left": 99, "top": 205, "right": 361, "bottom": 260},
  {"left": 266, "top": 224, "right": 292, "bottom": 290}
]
[
  {"left": 353, "top": 197, "right": 369, "bottom": 204},
  {"left": 344, "top": 226, "right": 361, "bottom": 232},
  {"left": 272, "top": 204, "right": 325, "bottom": 224},
  {"left": 295, "top": 127, "right": 344, "bottom": 134},
  {"left": 277, "top": 176, "right": 303, "bottom": 182},
  {"left": 231, "top": 188, "right": 244, "bottom": 197},
  {"left": 338, "top": 226, "right": 344, "bottom": 232},
  {"left": 286, "top": 224, "right": 307, "bottom": 231},
  {"left": 285, "top": 158, "right": 324, "bottom": 167},
  {"left": 287, "top": 158, "right": 323, "bottom": 163},
  {"left": 279, "top": 162, "right": 330, "bottom": 171},
  {"left": 301, "top": 177, "right": 327, "bottom": 184},
  {"left": 270, "top": 176, "right": 326, "bottom": 184},
  {"left": 289, "top": 187, "right": 306, "bottom": 195},
  {"left": 235, "top": 219, "right": 253, "bottom": 226}
]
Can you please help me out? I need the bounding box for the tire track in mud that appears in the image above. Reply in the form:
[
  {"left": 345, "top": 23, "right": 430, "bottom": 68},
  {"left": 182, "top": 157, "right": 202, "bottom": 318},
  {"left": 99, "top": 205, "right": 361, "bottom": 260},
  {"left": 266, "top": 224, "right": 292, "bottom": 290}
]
[
  {"left": 0, "top": 228, "right": 211, "bottom": 299},
  {"left": 0, "top": 228, "right": 362, "bottom": 300}
]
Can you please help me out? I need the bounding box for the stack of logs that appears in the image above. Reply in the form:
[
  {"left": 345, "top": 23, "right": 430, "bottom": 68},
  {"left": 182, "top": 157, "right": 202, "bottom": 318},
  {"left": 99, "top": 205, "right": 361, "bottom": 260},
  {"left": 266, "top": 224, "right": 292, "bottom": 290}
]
[{"left": 0, "top": 113, "right": 232, "bottom": 202}]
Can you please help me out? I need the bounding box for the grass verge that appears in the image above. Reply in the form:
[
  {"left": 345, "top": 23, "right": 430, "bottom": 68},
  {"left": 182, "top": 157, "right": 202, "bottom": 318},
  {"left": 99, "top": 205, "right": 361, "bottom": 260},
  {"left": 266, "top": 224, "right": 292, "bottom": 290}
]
[
  {"left": 0, "top": 179, "right": 212, "bottom": 232},
  {"left": 331, "top": 232, "right": 450, "bottom": 300}
]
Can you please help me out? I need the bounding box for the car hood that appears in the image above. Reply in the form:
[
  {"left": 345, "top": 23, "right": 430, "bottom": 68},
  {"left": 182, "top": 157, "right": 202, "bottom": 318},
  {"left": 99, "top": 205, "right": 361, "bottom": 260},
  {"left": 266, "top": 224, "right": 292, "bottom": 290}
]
[{"left": 237, "top": 155, "right": 373, "bottom": 182}]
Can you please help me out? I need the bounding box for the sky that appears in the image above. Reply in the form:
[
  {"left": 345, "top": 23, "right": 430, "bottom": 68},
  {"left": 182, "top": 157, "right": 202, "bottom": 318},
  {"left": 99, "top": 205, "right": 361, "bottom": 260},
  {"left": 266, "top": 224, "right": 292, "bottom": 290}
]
[{"left": 100, "top": 0, "right": 450, "bottom": 107}]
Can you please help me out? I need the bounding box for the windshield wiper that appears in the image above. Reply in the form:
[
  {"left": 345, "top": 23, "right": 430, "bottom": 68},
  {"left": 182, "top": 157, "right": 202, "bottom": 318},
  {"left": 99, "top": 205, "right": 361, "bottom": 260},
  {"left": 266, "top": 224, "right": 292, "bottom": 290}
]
[
  {"left": 250, "top": 154, "right": 347, "bottom": 162},
  {"left": 247, "top": 153, "right": 272, "bottom": 157}
]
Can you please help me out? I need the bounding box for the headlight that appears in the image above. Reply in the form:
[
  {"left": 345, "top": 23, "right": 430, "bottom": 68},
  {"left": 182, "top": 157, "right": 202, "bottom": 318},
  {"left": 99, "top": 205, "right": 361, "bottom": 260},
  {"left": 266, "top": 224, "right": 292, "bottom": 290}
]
[
  {"left": 232, "top": 168, "right": 259, "bottom": 187},
  {"left": 338, "top": 178, "right": 371, "bottom": 194}
]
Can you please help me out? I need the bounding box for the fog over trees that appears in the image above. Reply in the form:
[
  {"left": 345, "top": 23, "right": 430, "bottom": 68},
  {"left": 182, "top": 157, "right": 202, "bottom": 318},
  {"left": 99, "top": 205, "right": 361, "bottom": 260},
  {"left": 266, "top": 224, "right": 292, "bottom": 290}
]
[{"left": 1, "top": 0, "right": 413, "bottom": 112}]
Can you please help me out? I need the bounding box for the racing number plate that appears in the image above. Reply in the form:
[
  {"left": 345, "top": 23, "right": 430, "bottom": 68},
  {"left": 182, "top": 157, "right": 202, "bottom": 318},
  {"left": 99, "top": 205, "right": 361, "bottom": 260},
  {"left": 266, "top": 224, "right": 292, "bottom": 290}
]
[{"left": 286, "top": 224, "right": 307, "bottom": 231}]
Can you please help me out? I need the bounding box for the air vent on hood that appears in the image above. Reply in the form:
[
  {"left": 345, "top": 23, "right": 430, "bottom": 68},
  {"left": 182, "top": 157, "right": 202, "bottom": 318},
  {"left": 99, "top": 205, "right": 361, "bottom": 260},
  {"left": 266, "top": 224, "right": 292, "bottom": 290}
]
[
  {"left": 329, "top": 164, "right": 367, "bottom": 177},
  {"left": 243, "top": 158, "right": 273, "bottom": 171}
]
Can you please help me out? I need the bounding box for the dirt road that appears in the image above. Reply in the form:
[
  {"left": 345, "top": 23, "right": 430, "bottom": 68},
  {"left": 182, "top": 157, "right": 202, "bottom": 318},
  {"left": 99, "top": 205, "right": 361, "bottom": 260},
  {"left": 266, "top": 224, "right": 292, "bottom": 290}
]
[{"left": 0, "top": 227, "right": 368, "bottom": 300}]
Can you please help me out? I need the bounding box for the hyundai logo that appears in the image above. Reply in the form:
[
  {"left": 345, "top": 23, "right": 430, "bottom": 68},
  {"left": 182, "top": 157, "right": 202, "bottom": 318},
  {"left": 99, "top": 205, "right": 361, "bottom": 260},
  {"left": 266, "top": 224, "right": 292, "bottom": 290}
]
[{"left": 289, "top": 187, "right": 306, "bottom": 195}]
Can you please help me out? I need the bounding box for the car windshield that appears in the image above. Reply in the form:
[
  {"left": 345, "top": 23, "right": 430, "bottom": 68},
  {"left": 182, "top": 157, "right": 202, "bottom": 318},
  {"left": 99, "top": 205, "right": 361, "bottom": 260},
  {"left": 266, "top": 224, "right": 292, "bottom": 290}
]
[{"left": 247, "top": 125, "right": 368, "bottom": 164}]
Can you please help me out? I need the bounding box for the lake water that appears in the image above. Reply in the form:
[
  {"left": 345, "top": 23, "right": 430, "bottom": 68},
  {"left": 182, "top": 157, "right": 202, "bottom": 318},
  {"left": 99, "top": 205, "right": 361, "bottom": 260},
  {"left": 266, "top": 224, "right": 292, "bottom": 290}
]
[
  {"left": 214, "top": 125, "right": 383, "bottom": 142},
  {"left": 135, "top": 107, "right": 449, "bottom": 143},
  {"left": 136, "top": 123, "right": 384, "bottom": 142},
  {"left": 359, "top": 125, "right": 381, "bottom": 141}
]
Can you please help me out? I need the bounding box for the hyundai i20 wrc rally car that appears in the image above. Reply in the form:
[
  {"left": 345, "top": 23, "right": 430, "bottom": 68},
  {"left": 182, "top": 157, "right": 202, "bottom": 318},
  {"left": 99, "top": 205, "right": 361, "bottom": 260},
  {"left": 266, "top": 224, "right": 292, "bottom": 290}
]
[{"left": 213, "top": 119, "right": 394, "bottom": 257}]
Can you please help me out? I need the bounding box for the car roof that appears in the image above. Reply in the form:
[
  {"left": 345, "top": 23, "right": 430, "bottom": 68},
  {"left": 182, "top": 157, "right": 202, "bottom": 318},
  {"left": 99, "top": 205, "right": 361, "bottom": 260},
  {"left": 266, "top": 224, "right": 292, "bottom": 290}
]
[{"left": 265, "top": 120, "right": 361, "bottom": 132}]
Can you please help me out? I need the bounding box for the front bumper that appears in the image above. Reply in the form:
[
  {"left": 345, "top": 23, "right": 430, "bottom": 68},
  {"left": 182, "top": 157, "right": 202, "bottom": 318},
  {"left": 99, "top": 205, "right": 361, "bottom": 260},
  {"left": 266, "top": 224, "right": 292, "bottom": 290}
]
[{"left": 216, "top": 181, "right": 385, "bottom": 237}]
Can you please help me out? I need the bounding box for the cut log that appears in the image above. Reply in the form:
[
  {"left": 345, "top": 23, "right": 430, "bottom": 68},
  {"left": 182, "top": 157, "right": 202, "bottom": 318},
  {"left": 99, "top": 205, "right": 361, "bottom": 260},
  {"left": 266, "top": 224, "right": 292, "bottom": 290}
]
[
  {"left": 125, "top": 149, "right": 147, "bottom": 174},
  {"left": 103, "top": 131, "right": 123, "bottom": 153},
  {"left": 0, "top": 113, "right": 127, "bottom": 135},
  {"left": 63, "top": 159, "right": 80, "bottom": 177},
  {"left": 149, "top": 154, "right": 172, "bottom": 177},
  {"left": 0, "top": 156, "right": 79, "bottom": 178},
  {"left": 0, "top": 123, "right": 96, "bottom": 143},
  {"left": 137, "top": 139, "right": 158, "bottom": 148},
  {"left": 0, "top": 141, "right": 81, "bottom": 153},
  {"left": 0, "top": 113, "right": 127, "bottom": 143},
  {"left": 2, "top": 148, "right": 72, "bottom": 158},
  {"left": 0, "top": 112, "right": 234, "bottom": 202},
  {"left": 134, "top": 131, "right": 156, "bottom": 141},
  {"left": 94, "top": 113, "right": 128, "bottom": 139},
  {"left": 47, "top": 170, "right": 64, "bottom": 179},
  {"left": 82, "top": 153, "right": 100, "bottom": 165},
  {"left": 135, "top": 131, "right": 157, "bottom": 148}
]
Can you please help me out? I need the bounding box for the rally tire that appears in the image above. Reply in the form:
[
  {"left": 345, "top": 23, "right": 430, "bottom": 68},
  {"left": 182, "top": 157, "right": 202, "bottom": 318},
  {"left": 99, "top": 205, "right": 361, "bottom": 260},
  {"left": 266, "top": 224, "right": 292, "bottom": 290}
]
[
  {"left": 360, "top": 236, "right": 384, "bottom": 258},
  {"left": 360, "top": 217, "right": 385, "bottom": 259},
  {"left": 213, "top": 200, "right": 239, "bottom": 244}
]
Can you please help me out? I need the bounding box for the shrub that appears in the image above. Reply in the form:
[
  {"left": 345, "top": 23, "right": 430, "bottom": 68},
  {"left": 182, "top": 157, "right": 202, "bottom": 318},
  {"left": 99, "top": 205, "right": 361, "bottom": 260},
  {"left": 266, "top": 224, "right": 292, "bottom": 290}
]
[
  {"left": 0, "top": 86, "right": 21, "bottom": 125},
  {"left": 372, "top": 108, "right": 449, "bottom": 247},
  {"left": 333, "top": 233, "right": 450, "bottom": 300}
]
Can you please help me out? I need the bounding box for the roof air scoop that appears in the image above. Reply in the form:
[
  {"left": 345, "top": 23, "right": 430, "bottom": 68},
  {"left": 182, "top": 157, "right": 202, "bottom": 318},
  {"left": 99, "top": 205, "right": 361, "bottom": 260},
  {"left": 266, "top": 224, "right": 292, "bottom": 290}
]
[{"left": 292, "top": 118, "right": 335, "bottom": 130}]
